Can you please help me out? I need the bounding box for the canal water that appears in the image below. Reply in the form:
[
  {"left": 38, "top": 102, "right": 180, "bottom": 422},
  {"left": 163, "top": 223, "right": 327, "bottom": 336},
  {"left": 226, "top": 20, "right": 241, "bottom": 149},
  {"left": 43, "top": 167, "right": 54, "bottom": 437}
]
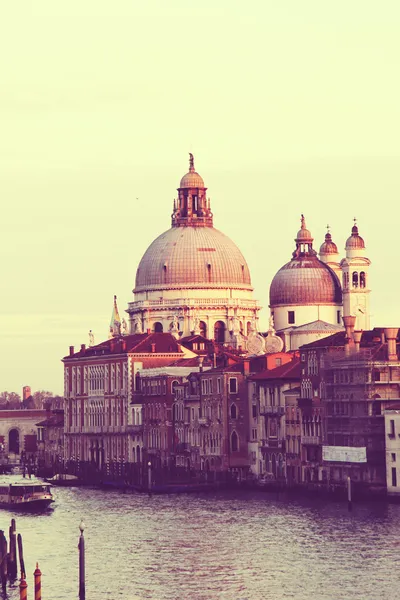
[{"left": 3, "top": 486, "right": 400, "bottom": 600}]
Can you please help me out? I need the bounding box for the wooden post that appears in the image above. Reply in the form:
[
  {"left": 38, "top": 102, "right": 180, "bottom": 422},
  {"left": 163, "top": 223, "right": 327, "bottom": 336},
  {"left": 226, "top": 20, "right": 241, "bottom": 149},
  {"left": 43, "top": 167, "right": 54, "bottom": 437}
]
[
  {"left": 19, "top": 575, "right": 27, "bottom": 600},
  {"left": 17, "top": 533, "right": 26, "bottom": 579},
  {"left": 148, "top": 461, "right": 152, "bottom": 496},
  {"left": 78, "top": 522, "right": 85, "bottom": 600},
  {"left": 347, "top": 476, "right": 352, "bottom": 511},
  {"left": 0, "top": 530, "right": 7, "bottom": 593},
  {"left": 9, "top": 520, "right": 17, "bottom": 581},
  {"left": 34, "top": 562, "right": 42, "bottom": 600}
]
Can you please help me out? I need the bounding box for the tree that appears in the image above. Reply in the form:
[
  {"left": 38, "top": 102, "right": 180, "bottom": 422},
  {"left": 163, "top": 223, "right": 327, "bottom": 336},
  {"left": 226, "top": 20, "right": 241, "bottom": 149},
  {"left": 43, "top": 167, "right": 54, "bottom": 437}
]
[
  {"left": 0, "top": 392, "right": 22, "bottom": 408},
  {"left": 32, "top": 390, "right": 53, "bottom": 409}
]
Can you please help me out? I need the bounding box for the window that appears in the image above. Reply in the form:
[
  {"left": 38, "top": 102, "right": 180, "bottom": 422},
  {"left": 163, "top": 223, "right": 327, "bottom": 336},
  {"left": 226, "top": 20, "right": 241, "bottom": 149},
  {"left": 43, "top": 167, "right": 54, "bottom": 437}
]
[
  {"left": 288, "top": 311, "right": 295, "bottom": 325},
  {"left": 230, "top": 404, "right": 237, "bottom": 419},
  {"left": 352, "top": 272, "right": 358, "bottom": 288},
  {"left": 231, "top": 431, "right": 239, "bottom": 452},
  {"left": 392, "top": 467, "right": 397, "bottom": 487},
  {"left": 389, "top": 419, "right": 396, "bottom": 438},
  {"left": 337, "top": 310, "right": 341, "bottom": 324},
  {"left": 217, "top": 378, "right": 221, "bottom": 394},
  {"left": 360, "top": 272, "right": 366, "bottom": 288},
  {"left": 229, "top": 378, "right": 238, "bottom": 394},
  {"left": 392, "top": 453, "right": 396, "bottom": 462},
  {"left": 252, "top": 404, "right": 257, "bottom": 418},
  {"left": 275, "top": 358, "right": 282, "bottom": 367}
]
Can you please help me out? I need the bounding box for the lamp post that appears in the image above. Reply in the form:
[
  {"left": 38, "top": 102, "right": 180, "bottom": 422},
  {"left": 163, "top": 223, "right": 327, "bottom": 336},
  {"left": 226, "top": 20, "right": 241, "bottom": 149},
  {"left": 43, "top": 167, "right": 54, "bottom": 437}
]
[
  {"left": 148, "top": 461, "right": 152, "bottom": 495},
  {"left": 78, "top": 520, "right": 85, "bottom": 600}
]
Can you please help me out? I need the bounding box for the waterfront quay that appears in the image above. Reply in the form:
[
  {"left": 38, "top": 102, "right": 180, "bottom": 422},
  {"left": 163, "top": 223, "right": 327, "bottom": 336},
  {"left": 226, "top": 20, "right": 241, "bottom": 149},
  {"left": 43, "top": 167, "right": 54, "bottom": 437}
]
[{"left": 3, "top": 486, "right": 400, "bottom": 600}]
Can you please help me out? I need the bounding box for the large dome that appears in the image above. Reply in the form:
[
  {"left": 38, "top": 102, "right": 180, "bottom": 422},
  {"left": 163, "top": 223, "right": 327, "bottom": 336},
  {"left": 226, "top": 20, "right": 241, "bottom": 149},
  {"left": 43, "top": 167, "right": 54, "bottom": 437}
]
[
  {"left": 134, "top": 226, "right": 252, "bottom": 293},
  {"left": 270, "top": 256, "right": 342, "bottom": 306}
]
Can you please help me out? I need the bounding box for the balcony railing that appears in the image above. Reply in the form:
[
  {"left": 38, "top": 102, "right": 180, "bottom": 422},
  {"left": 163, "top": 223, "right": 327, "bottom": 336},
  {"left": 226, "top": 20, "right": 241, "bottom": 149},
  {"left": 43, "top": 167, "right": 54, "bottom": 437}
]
[
  {"left": 198, "top": 417, "right": 211, "bottom": 426},
  {"left": 259, "top": 405, "right": 285, "bottom": 416},
  {"left": 126, "top": 424, "right": 143, "bottom": 433},
  {"left": 301, "top": 435, "right": 321, "bottom": 446},
  {"left": 260, "top": 438, "right": 284, "bottom": 449}
]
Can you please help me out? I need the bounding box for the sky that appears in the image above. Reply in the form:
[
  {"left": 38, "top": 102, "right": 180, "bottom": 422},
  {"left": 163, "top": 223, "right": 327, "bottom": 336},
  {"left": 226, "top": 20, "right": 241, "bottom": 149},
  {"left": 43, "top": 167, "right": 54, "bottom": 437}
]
[{"left": 1, "top": 1, "right": 400, "bottom": 394}]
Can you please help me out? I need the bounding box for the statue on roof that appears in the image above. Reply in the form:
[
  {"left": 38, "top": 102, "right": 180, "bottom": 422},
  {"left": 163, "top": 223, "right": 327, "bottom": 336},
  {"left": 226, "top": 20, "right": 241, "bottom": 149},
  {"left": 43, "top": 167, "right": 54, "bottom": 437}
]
[
  {"left": 189, "top": 152, "right": 194, "bottom": 171},
  {"left": 122, "top": 318, "right": 128, "bottom": 335},
  {"left": 88, "top": 330, "right": 95, "bottom": 347}
]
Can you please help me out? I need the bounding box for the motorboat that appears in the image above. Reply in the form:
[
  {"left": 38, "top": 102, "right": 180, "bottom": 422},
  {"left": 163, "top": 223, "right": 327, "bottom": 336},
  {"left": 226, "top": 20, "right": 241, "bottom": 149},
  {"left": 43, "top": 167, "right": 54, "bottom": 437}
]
[
  {"left": 45, "top": 473, "right": 82, "bottom": 487},
  {"left": 0, "top": 480, "right": 54, "bottom": 509}
]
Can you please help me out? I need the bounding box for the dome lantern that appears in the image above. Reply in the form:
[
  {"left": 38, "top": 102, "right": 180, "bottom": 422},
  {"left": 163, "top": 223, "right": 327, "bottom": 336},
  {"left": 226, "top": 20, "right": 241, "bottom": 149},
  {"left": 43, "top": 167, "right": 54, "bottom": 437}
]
[
  {"left": 172, "top": 154, "right": 213, "bottom": 228},
  {"left": 292, "top": 214, "right": 317, "bottom": 259}
]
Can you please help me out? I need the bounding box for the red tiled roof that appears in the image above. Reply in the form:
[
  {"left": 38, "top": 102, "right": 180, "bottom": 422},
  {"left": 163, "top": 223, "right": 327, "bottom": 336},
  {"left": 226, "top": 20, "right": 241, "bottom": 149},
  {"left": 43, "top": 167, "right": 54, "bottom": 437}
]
[
  {"left": 250, "top": 358, "right": 301, "bottom": 381},
  {"left": 36, "top": 413, "right": 64, "bottom": 427},
  {"left": 300, "top": 328, "right": 399, "bottom": 351},
  {"left": 64, "top": 333, "right": 183, "bottom": 359}
]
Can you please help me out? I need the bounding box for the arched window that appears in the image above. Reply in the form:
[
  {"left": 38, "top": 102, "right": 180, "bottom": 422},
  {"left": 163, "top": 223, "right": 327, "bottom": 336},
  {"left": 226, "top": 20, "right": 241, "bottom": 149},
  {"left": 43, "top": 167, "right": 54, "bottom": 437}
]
[
  {"left": 154, "top": 322, "right": 163, "bottom": 333},
  {"left": 352, "top": 272, "right": 358, "bottom": 288},
  {"left": 230, "top": 403, "right": 237, "bottom": 419},
  {"left": 199, "top": 321, "right": 207, "bottom": 337},
  {"left": 360, "top": 272, "right": 366, "bottom": 288},
  {"left": 136, "top": 445, "right": 141, "bottom": 463},
  {"left": 247, "top": 321, "right": 252, "bottom": 336},
  {"left": 9, "top": 429, "right": 19, "bottom": 454},
  {"left": 231, "top": 431, "right": 239, "bottom": 452},
  {"left": 214, "top": 321, "right": 225, "bottom": 343}
]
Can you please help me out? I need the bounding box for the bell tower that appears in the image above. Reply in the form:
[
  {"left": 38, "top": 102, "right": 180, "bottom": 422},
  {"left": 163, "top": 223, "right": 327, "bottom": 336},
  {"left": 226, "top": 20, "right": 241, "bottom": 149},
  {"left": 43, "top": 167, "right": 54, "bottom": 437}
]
[{"left": 340, "top": 219, "right": 371, "bottom": 331}]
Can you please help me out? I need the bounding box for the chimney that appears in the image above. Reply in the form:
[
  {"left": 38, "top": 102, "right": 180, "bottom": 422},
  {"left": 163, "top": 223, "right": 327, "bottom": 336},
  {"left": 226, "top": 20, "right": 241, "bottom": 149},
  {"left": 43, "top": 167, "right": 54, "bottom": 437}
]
[
  {"left": 342, "top": 315, "right": 356, "bottom": 340},
  {"left": 69, "top": 345, "right": 74, "bottom": 357},
  {"left": 151, "top": 343, "right": 156, "bottom": 353},
  {"left": 384, "top": 328, "right": 399, "bottom": 361},
  {"left": 198, "top": 356, "right": 204, "bottom": 373},
  {"left": 80, "top": 344, "right": 86, "bottom": 353},
  {"left": 381, "top": 330, "right": 386, "bottom": 344},
  {"left": 243, "top": 359, "right": 250, "bottom": 376},
  {"left": 122, "top": 340, "right": 127, "bottom": 352},
  {"left": 352, "top": 330, "right": 362, "bottom": 353},
  {"left": 147, "top": 328, "right": 151, "bottom": 335}
]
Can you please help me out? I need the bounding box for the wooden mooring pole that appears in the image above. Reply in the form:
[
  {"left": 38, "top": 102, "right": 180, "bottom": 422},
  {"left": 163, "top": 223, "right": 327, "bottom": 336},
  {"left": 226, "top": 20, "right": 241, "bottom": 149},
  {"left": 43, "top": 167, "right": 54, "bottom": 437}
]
[
  {"left": 17, "top": 533, "right": 26, "bottom": 578},
  {"left": 78, "top": 521, "right": 85, "bottom": 600},
  {"left": 9, "top": 519, "right": 17, "bottom": 580},
  {"left": 34, "top": 562, "right": 42, "bottom": 600},
  {"left": 347, "top": 476, "right": 352, "bottom": 511},
  {"left": 19, "top": 575, "right": 27, "bottom": 600},
  {"left": 0, "top": 530, "right": 7, "bottom": 593}
]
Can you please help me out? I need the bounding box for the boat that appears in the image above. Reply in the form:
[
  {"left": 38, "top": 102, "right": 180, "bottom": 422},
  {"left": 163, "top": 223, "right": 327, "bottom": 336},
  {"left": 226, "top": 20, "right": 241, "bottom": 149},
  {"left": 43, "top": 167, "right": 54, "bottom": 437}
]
[
  {"left": 0, "top": 480, "right": 54, "bottom": 509},
  {"left": 45, "top": 473, "right": 81, "bottom": 487}
]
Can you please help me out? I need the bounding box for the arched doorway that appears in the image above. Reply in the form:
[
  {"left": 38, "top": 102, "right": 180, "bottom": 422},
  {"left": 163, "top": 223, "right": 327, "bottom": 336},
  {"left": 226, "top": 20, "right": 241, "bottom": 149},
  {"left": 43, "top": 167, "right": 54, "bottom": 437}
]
[
  {"left": 214, "top": 321, "right": 225, "bottom": 343},
  {"left": 231, "top": 431, "right": 239, "bottom": 452},
  {"left": 153, "top": 322, "right": 163, "bottom": 333},
  {"left": 9, "top": 429, "right": 19, "bottom": 454},
  {"left": 136, "top": 445, "right": 141, "bottom": 463}
]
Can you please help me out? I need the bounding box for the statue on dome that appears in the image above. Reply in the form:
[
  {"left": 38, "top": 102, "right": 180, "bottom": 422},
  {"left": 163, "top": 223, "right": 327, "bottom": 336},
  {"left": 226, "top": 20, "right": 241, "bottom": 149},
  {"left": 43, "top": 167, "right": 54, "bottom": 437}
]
[
  {"left": 134, "top": 318, "right": 143, "bottom": 334},
  {"left": 122, "top": 318, "right": 128, "bottom": 335},
  {"left": 268, "top": 314, "right": 275, "bottom": 332}
]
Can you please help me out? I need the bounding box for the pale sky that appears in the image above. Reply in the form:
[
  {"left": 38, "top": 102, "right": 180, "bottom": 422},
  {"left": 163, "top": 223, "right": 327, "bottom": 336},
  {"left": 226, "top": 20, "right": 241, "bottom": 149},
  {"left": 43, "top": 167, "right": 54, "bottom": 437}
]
[{"left": 1, "top": 1, "right": 400, "bottom": 394}]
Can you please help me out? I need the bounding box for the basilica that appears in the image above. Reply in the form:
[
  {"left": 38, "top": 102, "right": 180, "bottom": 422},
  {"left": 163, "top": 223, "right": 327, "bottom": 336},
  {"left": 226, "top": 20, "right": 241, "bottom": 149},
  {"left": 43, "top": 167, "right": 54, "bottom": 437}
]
[{"left": 126, "top": 155, "right": 371, "bottom": 352}]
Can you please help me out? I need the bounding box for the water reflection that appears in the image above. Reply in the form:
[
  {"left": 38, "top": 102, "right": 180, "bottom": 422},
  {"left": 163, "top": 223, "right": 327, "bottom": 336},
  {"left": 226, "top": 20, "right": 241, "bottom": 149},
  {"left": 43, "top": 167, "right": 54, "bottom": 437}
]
[{"left": 2, "top": 488, "right": 400, "bottom": 600}]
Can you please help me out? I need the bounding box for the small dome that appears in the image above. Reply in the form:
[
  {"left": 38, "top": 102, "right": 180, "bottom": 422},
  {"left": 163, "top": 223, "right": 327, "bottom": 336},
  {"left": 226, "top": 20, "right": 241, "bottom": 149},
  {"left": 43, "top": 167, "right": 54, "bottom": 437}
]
[
  {"left": 270, "top": 256, "right": 342, "bottom": 306},
  {"left": 346, "top": 223, "right": 365, "bottom": 250},
  {"left": 135, "top": 226, "right": 252, "bottom": 292},
  {"left": 320, "top": 231, "right": 338, "bottom": 256},
  {"left": 179, "top": 170, "right": 205, "bottom": 189}
]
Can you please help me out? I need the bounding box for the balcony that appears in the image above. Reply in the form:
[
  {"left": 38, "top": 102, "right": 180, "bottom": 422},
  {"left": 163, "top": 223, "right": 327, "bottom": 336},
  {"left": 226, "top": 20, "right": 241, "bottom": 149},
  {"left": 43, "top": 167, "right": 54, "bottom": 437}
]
[
  {"left": 175, "top": 442, "right": 190, "bottom": 453},
  {"left": 126, "top": 424, "right": 143, "bottom": 434},
  {"left": 259, "top": 405, "right": 285, "bottom": 416},
  {"left": 198, "top": 417, "right": 211, "bottom": 426},
  {"left": 301, "top": 435, "right": 321, "bottom": 446},
  {"left": 260, "top": 438, "right": 284, "bottom": 449}
]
